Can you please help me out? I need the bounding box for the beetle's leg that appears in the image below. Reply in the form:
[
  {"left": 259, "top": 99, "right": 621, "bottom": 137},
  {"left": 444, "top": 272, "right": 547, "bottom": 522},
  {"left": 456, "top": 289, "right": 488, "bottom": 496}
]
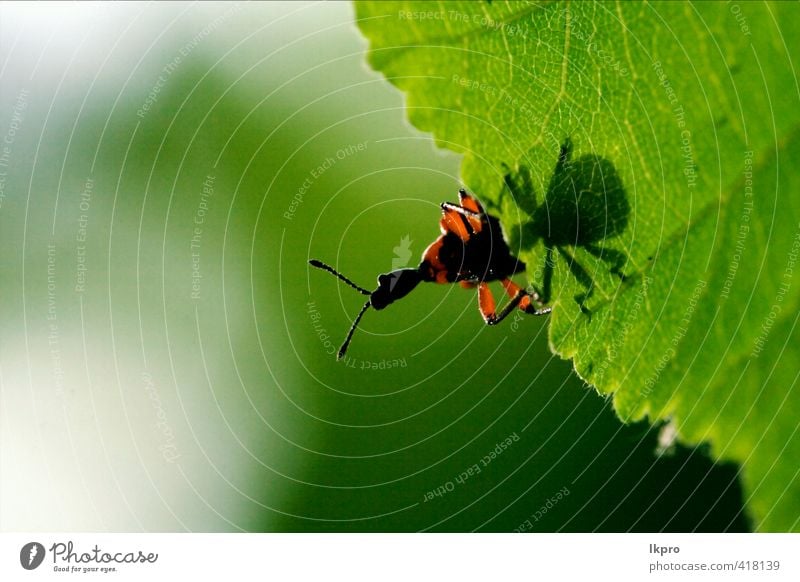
[
  {"left": 480, "top": 282, "right": 523, "bottom": 325},
  {"left": 478, "top": 282, "right": 531, "bottom": 325},
  {"left": 478, "top": 282, "right": 499, "bottom": 324},
  {"left": 439, "top": 205, "right": 473, "bottom": 241},
  {"left": 457, "top": 188, "right": 485, "bottom": 213},
  {"left": 441, "top": 201, "right": 483, "bottom": 220},
  {"left": 501, "top": 278, "right": 552, "bottom": 316},
  {"left": 441, "top": 201, "right": 485, "bottom": 237}
]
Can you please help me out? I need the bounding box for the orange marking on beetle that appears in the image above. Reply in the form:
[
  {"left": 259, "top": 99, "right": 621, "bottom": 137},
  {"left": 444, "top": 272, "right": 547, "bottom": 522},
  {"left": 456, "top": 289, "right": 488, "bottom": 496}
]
[
  {"left": 458, "top": 190, "right": 484, "bottom": 213},
  {"left": 441, "top": 209, "right": 470, "bottom": 241},
  {"left": 422, "top": 238, "right": 445, "bottom": 270},
  {"left": 478, "top": 282, "right": 496, "bottom": 322},
  {"left": 503, "top": 278, "right": 533, "bottom": 312},
  {"left": 502, "top": 279, "right": 521, "bottom": 296}
]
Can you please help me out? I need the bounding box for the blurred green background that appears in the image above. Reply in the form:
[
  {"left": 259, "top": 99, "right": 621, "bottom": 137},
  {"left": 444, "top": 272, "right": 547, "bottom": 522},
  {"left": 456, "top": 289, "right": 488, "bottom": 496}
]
[{"left": 0, "top": 1, "right": 747, "bottom": 532}]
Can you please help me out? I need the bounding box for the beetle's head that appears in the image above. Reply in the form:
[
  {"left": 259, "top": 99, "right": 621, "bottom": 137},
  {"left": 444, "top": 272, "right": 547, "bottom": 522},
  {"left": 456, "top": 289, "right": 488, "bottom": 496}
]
[{"left": 370, "top": 268, "right": 422, "bottom": 310}]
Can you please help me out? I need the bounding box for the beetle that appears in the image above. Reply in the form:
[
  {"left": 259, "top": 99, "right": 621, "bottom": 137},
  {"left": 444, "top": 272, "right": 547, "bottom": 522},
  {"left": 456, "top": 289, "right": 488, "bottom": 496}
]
[{"left": 309, "top": 189, "right": 551, "bottom": 359}]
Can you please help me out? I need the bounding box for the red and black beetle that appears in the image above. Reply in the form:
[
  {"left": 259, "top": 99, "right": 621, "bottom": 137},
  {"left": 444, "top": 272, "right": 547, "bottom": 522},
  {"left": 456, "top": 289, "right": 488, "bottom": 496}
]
[{"left": 310, "top": 189, "right": 551, "bottom": 359}]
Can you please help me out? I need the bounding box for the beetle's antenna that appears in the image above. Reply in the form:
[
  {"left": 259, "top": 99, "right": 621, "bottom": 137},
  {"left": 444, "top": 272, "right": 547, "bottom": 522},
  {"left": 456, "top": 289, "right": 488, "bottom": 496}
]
[
  {"left": 338, "top": 300, "right": 371, "bottom": 360},
  {"left": 309, "top": 259, "right": 371, "bottom": 296}
]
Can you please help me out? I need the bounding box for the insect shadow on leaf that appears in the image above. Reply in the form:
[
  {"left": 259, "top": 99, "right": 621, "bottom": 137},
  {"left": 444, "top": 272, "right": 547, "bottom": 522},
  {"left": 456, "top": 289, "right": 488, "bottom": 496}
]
[{"left": 504, "top": 138, "right": 630, "bottom": 314}]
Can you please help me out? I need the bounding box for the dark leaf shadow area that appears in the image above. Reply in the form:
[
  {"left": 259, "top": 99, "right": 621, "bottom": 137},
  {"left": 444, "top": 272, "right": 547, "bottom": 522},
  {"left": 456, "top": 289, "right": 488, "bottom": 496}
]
[{"left": 504, "top": 138, "right": 630, "bottom": 312}]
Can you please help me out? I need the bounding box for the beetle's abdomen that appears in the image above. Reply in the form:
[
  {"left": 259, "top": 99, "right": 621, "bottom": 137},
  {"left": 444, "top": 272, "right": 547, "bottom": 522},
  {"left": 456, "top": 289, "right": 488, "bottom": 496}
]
[{"left": 420, "top": 232, "right": 464, "bottom": 283}]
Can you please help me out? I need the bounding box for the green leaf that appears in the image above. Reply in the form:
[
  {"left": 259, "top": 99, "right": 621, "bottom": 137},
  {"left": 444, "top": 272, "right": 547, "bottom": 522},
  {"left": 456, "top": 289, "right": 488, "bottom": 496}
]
[{"left": 355, "top": 0, "right": 800, "bottom": 531}]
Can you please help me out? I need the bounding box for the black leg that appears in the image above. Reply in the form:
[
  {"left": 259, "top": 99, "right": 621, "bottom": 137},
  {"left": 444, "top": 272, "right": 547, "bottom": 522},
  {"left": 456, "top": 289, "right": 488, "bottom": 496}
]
[{"left": 486, "top": 292, "right": 551, "bottom": 325}]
